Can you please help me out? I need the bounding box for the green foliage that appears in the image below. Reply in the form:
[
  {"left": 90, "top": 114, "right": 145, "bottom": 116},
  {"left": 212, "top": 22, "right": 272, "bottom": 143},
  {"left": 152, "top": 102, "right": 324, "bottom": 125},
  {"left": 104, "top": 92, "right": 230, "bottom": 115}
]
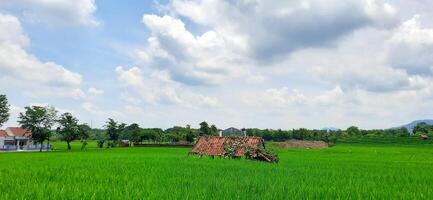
[
  {"left": 80, "top": 140, "right": 88, "bottom": 150},
  {"left": 413, "top": 122, "right": 433, "bottom": 135},
  {"left": 78, "top": 124, "right": 91, "bottom": 150},
  {"left": 97, "top": 139, "right": 105, "bottom": 148},
  {"left": 121, "top": 123, "right": 142, "bottom": 144},
  {"left": 90, "top": 129, "right": 107, "bottom": 148},
  {"left": 142, "top": 128, "right": 162, "bottom": 142},
  {"left": 256, "top": 146, "right": 279, "bottom": 163},
  {"left": 2, "top": 142, "right": 433, "bottom": 199},
  {"left": 56, "top": 112, "right": 79, "bottom": 150},
  {"left": 18, "top": 106, "right": 57, "bottom": 152},
  {"left": 105, "top": 118, "right": 120, "bottom": 142},
  {"left": 346, "top": 126, "right": 360, "bottom": 136},
  {"left": 77, "top": 124, "right": 91, "bottom": 140},
  {"left": 199, "top": 121, "right": 209, "bottom": 136},
  {"left": 0, "top": 94, "right": 10, "bottom": 127},
  {"left": 243, "top": 126, "right": 414, "bottom": 143},
  {"left": 243, "top": 145, "right": 279, "bottom": 163},
  {"left": 185, "top": 131, "right": 196, "bottom": 143},
  {"left": 197, "top": 121, "right": 218, "bottom": 136},
  {"left": 210, "top": 125, "right": 218, "bottom": 135},
  {"left": 223, "top": 143, "right": 236, "bottom": 158}
]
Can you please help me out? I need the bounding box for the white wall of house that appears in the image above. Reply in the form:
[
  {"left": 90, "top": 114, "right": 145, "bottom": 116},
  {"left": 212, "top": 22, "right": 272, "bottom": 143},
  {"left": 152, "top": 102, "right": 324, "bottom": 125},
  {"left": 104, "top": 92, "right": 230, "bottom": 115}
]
[
  {"left": 0, "top": 137, "right": 4, "bottom": 146},
  {"left": 5, "top": 128, "right": 14, "bottom": 136}
]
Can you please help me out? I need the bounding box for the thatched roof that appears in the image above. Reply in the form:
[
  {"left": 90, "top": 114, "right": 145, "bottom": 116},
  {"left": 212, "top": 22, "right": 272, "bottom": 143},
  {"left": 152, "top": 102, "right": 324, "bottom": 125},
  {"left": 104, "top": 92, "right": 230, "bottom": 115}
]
[{"left": 190, "top": 136, "right": 264, "bottom": 157}]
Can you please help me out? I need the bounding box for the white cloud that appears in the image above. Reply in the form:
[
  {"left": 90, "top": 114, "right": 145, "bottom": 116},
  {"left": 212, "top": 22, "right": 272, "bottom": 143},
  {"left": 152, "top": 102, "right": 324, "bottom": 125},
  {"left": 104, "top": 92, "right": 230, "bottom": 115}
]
[
  {"left": 87, "top": 87, "right": 104, "bottom": 96},
  {"left": 0, "top": 14, "right": 29, "bottom": 46},
  {"left": 119, "top": 1, "right": 433, "bottom": 129},
  {"left": 391, "top": 15, "right": 433, "bottom": 45},
  {"left": 0, "top": 0, "right": 99, "bottom": 26},
  {"left": 137, "top": 14, "right": 246, "bottom": 86},
  {"left": 115, "top": 66, "right": 183, "bottom": 105},
  {"left": 133, "top": 0, "right": 400, "bottom": 89},
  {"left": 253, "top": 85, "right": 345, "bottom": 109},
  {"left": 170, "top": 0, "right": 397, "bottom": 60},
  {"left": 6, "top": 1, "right": 433, "bottom": 129},
  {"left": 115, "top": 65, "right": 221, "bottom": 108},
  {"left": 198, "top": 95, "right": 220, "bottom": 107},
  {"left": 0, "top": 13, "right": 84, "bottom": 99},
  {"left": 389, "top": 15, "right": 433, "bottom": 75}
]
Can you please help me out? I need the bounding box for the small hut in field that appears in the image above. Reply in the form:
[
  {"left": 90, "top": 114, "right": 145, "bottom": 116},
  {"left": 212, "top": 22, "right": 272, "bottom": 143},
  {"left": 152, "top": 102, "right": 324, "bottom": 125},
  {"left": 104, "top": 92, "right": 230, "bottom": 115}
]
[
  {"left": 420, "top": 134, "right": 429, "bottom": 140},
  {"left": 190, "top": 136, "right": 278, "bottom": 163}
]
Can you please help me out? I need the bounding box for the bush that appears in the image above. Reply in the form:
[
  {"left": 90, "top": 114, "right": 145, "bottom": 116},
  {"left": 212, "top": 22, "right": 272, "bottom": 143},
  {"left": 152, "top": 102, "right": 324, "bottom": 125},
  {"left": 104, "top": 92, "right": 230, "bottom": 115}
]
[
  {"left": 97, "top": 140, "right": 105, "bottom": 148},
  {"left": 244, "top": 146, "right": 279, "bottom": 163}
]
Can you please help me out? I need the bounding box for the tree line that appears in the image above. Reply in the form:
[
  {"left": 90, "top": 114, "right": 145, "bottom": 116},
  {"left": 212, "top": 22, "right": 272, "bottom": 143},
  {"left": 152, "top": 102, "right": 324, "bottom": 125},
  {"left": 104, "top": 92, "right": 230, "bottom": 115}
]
[
  {"left": 1, "top": 94, "right": 432, "bottom": 151},
  {"left": 0, "top": 95, "right": 222, "bottom": 150}
]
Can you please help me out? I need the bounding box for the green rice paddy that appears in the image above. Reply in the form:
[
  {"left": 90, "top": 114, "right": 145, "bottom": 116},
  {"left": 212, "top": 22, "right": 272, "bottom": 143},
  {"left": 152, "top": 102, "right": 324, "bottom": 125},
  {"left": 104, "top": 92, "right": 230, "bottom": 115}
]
[{"left": 1, "top": 141, "right": 433, "bottom": 199}]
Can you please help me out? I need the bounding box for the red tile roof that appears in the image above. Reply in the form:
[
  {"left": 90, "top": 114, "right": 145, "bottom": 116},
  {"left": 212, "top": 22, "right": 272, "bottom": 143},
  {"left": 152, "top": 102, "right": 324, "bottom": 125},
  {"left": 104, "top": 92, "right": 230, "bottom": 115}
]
[
  {"left": 191, "top": 136, "right": 264, "bottom": 157},
  {"left": 192, "top": 136, "right": 226, "bottom": 156},
  {"left": 0, "top": 130, "right": 7, "bottom": 137},
  {"left": 7, "top": 127, "right": 31, "bottom": 137}
]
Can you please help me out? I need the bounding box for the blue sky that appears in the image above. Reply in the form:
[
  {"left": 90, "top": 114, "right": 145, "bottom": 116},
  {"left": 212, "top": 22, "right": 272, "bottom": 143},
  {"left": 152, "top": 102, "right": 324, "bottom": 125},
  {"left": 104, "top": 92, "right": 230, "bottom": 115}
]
[{"left": 1, "top": 0, "right": 433, "bottom": 129}]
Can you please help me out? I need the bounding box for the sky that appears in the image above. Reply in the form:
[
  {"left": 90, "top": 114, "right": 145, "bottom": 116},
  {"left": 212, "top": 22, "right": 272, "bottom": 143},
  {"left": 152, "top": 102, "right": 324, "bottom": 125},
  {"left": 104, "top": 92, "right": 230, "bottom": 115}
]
[{"left": 1, "top": 0, "right": 433, "bottom": 130}]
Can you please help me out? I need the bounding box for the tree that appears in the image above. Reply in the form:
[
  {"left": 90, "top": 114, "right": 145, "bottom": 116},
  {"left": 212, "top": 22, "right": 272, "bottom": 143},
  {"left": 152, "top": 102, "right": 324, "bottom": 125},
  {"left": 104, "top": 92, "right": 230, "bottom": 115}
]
[
  {"left": 122, "top": 123, "right": 142, "bottom": 145},
  {"left": 78, "top": 124, "right": 91, "bottom": 150},
  {"left": 95, "top": 131, "right": 107, "bottom": 148},
  {"left": 118, "top": 123, "right": 127, "bottom": 133},
  {"left": 199, "top": 121, "right": 210, "bottom": 136},
  {"left": 18, "top": 106, "right": 57, "bottom": 152},
  {"left": 210, "top": 125, "right": 218, "bottom": 135},
  {"left": 346, "top": 126, "right": 360, "bottom": 136},
  {"left": 185, "top": 131, "right": 196, "bottom": 143},
  {"left": 105, "top": 118, "right": 123, "bottom": 147},
  {"left": 56, "top": 113, "right": 79, "bottom": 150},
  {"left": 185, "top": 125, "right": 196, "bottom": 143},
  {"left": 413, "top": 122, "right": 432, "bottom": 135},
  {"left": 0, "top": 95, "right": 10, "bottom": 127},
  {"left": 392, "top": 127, "right": 410, "bottom": 137},
  {"left": 78, "top": 124, "right": 91, "bottom": 140}
]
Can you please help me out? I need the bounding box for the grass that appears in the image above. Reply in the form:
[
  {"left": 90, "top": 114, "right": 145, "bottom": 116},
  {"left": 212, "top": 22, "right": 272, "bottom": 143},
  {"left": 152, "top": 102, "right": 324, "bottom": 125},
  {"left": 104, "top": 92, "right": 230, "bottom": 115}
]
[
  {"left": 337, "top": 135, "right": 433, "bottom": 145},
  {"left": 1, "top": 141, "right": 433, "bottom": 199}
]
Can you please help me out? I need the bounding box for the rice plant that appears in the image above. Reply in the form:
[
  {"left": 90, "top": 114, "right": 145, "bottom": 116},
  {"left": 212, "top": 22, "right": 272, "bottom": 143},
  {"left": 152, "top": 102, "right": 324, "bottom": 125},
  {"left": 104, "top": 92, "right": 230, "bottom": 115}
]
[{"left": 0, "top": 141, "right": 432, "bottom": 199}]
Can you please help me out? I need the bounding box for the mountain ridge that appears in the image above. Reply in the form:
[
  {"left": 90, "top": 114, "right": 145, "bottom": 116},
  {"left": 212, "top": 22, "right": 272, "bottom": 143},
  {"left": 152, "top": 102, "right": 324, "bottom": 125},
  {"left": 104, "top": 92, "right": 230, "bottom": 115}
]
[{"left": 392, "top": 119, "right": 433, "bottom": 133}]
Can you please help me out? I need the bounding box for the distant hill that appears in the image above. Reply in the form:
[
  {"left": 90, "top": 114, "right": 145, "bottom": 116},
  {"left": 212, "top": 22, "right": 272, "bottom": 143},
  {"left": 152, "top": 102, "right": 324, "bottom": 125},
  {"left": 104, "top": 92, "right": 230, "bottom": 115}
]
[{"left": 393, "top": 119, "right": 433, "bottom": 134}]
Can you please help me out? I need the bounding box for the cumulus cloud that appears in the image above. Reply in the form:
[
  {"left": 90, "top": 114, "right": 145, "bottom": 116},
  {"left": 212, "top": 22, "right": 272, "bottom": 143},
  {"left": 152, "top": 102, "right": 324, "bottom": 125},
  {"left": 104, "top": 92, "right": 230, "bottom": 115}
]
[
  {"left": 0, "top": 0, "right": 99, "bottom": 26},
  {"left": 137, "top": 14, "right": 247, "bottom": 85},
  {"left": 115, "top": 65, "right": 221, "bottom": 108},
  {"left": 0, "top": 13, "right": 85, "bottom": 99},
  {"left": 170, "top": 0, "right": 397, "bottom": 60},
  {"left": 3, "top": 0, "right": 432, "bottom": 129},
  {"left": 119, "top": 0, "right": 433, "bottom": 129},
  {"left": 252, "top": 85, "right": 345, "bottom": 109},
  {"left": 389, "top": 15, "right": 433, "bottom": 76},
  {"left": 116, "top": 66, "right": 182, "bottom": 104},
  {"left": 300, "top": 14, "right": 433, "bottom": 95},
  {"left": 134, "top": 0, "right": 400, "bottom": 89}
]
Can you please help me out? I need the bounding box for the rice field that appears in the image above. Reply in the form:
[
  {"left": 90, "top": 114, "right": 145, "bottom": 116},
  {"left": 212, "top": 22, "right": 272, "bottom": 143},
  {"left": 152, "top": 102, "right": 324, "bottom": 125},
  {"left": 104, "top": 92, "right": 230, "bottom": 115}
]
[{"left": 1, "top": 141, "right": 433, "bottom": 199}]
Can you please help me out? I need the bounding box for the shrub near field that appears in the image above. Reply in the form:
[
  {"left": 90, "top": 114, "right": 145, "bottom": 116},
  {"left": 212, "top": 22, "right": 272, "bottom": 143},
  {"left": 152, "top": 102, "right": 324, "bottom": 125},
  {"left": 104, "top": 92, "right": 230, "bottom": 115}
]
[{"left": 1, "top": 142, "right": 433, "bottom": 199}]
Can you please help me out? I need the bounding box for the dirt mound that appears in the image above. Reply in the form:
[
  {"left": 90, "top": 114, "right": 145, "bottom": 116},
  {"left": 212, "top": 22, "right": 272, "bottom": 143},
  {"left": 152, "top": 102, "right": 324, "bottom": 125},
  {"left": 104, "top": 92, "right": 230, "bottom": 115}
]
[{"left": 274, "top": 140, "right": 328, "bottom": 149}]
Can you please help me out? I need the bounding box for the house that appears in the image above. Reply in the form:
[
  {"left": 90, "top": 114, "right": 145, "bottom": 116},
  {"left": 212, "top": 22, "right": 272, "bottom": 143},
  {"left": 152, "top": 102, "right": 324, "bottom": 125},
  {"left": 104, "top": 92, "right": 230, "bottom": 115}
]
[
  {"left": 190, "top": 136, "right": 278, "bottom": 162},
  {"left": 6, "top": 127, "right": 32, "bottom": 146},
  {"left": 0, "top": 130, "right": 14, "bottom": 147},
  {"left": 190, "top": 136, "right": 264, "bottom": 157},
  {"left": 221, "top": 127, "right": 246, "bottom": 137},
  {"left": 0, "top": 127, "right": 41, "bottom": 151}
]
